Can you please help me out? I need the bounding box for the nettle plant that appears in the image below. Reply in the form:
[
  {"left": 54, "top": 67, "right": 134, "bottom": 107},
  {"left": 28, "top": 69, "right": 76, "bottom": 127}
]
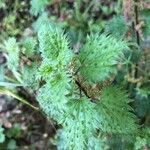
[
  {"left": 0, "top": 21, "right": 139, "bottom": 149},
  {"left": 36, "top": 23, "right": 138, "bottom": 149},
  {"left": 0, "top": 0, "right": 150, "bottom": 149}
]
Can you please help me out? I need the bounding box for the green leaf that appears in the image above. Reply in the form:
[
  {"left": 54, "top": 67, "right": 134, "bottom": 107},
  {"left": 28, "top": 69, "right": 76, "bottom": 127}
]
[
  {"left": 59, "top": 98, "right": 98, "bottom": 150},
  {"left": 22, "top": 63, "right": 39, "bottom": 89},
  {"left": 38, "top": 23, "right": 72, "bottom": 65},
  {"left": 88, "top": 135, "right": 108, "bottom": 150},
  {"left": 6, "top": 123, "right": 22, "bottom": 138},
  {"left": 134, "top": 136, "right": 147, "bottom": 150},
  {"left": 0, "top": 0, "right": 5, "bottom": 8},
  {"left": 140, "top": 10, "right": 150, "bottom": 38},
  {"left": 32, "top": 12, "right": 49, "bottom": 32},
  {"left": 79, "top": 34, "right": 128, "bottom": 83},
  {"left": 37, "top": 70, "right": 71, "bottom": 121},
  {"left": 136, "top": 86, "right": 150, "bottom": 98},
  {"left": 22, "top": 37, "right": 37, "bottom": 57},
  {"left": 105, "top": 16, "right": 129, "bottom": 39},
  {"left": 37, "top": 58, "right": 58, "bottom": 80},
  {"left": 7, "top": 139, "right": 17, "bottom": 150},
  {"left": 4, "top": 37, "right": 20, "bottom": 71},
  {"left": 96, "top": 86, "right": 138, "bottom": 134},
  {"left": 30, "top": 0, "right": 49, "bottom": 16},
  {"left": 0, "top": 126, "right": 5, "bottom": 143},
  {"left": 37, "top": 23, "right": 73, "bottom": 122}
]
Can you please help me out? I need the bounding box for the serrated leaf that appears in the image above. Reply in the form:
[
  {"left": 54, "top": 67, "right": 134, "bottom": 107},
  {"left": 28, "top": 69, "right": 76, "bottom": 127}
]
[
  {"left": 38, "top": 23, "right": 72, "bottom": 65},
  {"left": 96, "top": 86, "right": 138, "bottom": 134},
  {"left": 22, "top": 63, "right": 39, "bottom": 89},
  {"left": 88, "top": 135, "right": 108, "bottom": 150},
  {"left": 59, "top": 98, "right": 98, "bottom": 150},
  {"left": 79, "top": 34, "right": 128, "bottom": 83},
  {"left": 105, "top": 16, "right": 129, "bottom": 39},
  {"left": 37, "top": 70, "right": 71, "bottom": 121},
  {"left": 22, "top": 37, "right": 37, "bottom": 57},
  {"left": 37, "top": 23, "right": 73, "bottom": 122}
]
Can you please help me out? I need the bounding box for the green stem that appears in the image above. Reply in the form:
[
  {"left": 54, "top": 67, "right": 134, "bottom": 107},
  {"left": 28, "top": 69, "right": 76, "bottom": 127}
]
[
  {"left": 0, "top": 82, "right": 22, "bottom": 87},
  {"left": 0, "top": 87, "right": 39, "bottom": 111},
  {"left": 83, "top": 0, "right": 95, "bottom": 17}
]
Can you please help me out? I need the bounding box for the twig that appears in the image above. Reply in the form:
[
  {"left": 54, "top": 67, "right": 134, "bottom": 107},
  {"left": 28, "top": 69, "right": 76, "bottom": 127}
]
[
  {"left": 75, "top": 80, "right": 90, "bottom": 98},
  {"left": 134, "top": 0, "right": 140, "bottom": 46},
  {"left": 134, "top": 0, "right": 140, "bottom": 78}
]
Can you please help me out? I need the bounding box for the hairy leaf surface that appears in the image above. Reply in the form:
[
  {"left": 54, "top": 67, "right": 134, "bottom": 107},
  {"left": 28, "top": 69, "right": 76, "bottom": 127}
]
[
  {"left": 38, "top": 24, "right": 72, "bottom": 65},
  {"left": 60, "top": 98, "right": 98, "bottom": 150},
  {"left": 96, "top": 86, "right": 138, "bottom": 134},
  {"left": 79, "top": 34, "right": 128, "bottom": 83}
]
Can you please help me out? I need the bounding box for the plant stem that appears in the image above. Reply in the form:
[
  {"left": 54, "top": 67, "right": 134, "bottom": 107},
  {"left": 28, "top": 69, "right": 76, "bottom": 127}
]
[
  {"left": 0, "top": 82, "right": 22, "bottom": 87},
  {"left": 75, "top": 80, "right": 90, "bottom": 98},
  {"left": 0, "top": 87, "right": 39, "bottom": 111},
  {"left": 134, "top": 0, "right": 140, "bottom": 79},
  {"left": 134, "top": 0, "right": 140, "bottom": 46}
]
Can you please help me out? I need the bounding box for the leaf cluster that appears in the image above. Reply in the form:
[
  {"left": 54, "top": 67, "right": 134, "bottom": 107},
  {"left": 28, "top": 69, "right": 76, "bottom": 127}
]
[{"left": 36, "top": 23, "right": 139, "bottom": 149}]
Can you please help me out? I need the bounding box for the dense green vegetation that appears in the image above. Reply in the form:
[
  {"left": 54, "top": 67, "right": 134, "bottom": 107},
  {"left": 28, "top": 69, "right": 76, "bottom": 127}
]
[{"left": 0, "top": 0, "right": 149, "bottom": 149}]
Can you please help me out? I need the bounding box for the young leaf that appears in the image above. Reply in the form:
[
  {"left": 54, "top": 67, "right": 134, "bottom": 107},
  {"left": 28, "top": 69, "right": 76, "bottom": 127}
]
[
  {"left": 60, "top": 98, "right": 98, "bottom": 150},
  {"left": 32, "top": 12, "right": 49, "bottom": 32},
  {"left": 79, "top": 34, "right": 128, "bottom": 83},
  {"left": 96, "top": 86, "right": 138, "bottom": 134},
  {"left": 105, "top": 16, "right": 129, "bottom": 39},
  {"left": 22, "top": 37, "right": 37, "bottom": 57},
  {"left": 4, "top": 37, "right": 20, "bottom": 71},
  {"left": 37, "top": 71, "right": 71, "bottom": 121},
  {"left": 37, "top": 23, "right": 73, "bottom": 121},
  {"left": 30, "top": 0, "right": 49, "bottom": 16},
  {"left": 22, "top": 63, "right": 39, "bottom": 89},
  {"left": 38, "top": 23, "right": 72, "bottom": 65}
]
